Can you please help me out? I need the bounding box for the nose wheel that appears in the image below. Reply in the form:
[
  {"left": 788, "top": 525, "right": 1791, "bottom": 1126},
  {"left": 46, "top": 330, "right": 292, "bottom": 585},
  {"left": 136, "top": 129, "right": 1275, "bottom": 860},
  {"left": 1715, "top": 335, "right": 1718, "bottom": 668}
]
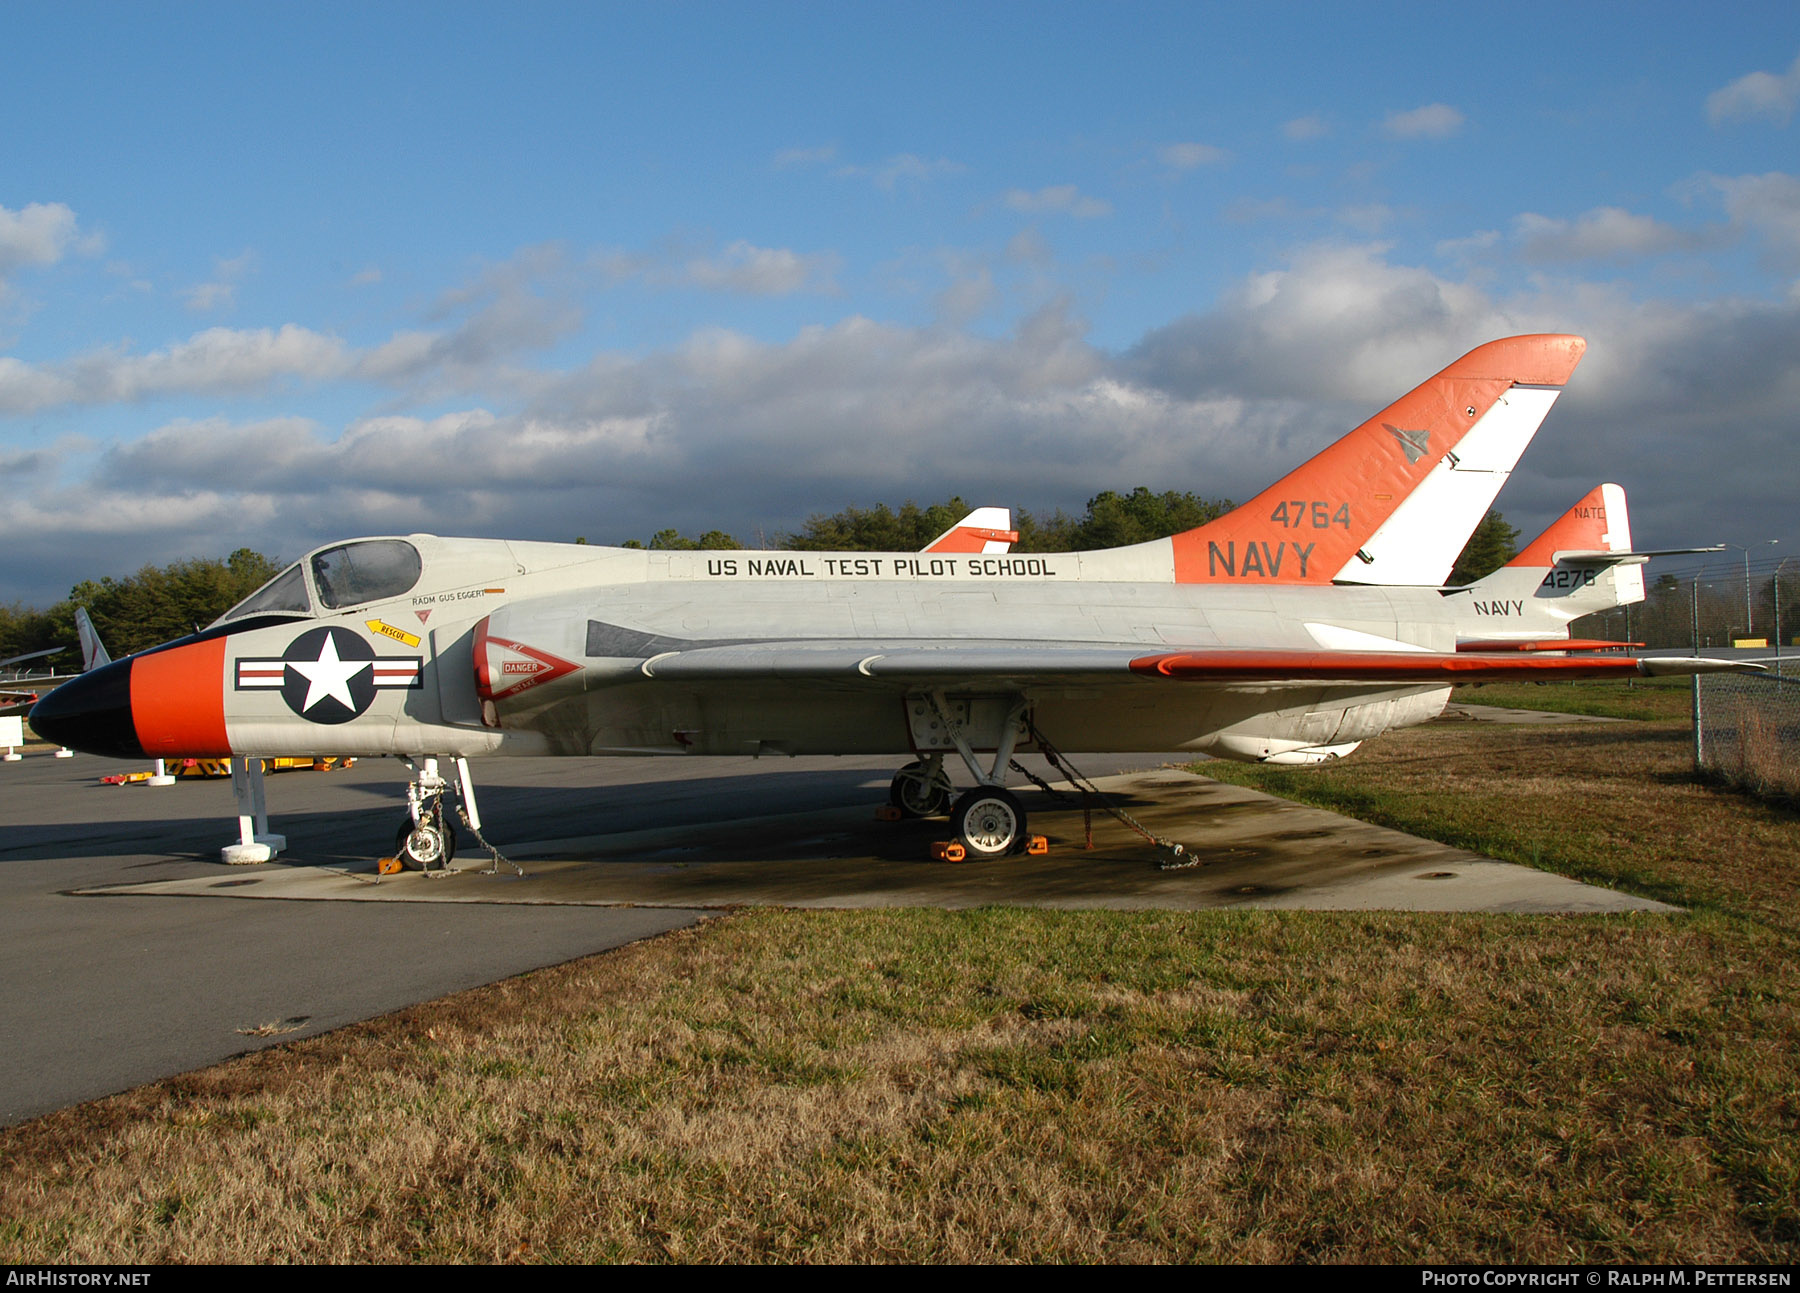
[
  {"left": 395, "top": 805, "right": 457, "bottom": 870},
  {"left": 392, "top": 756, "right": 461, "bottom": 872}
]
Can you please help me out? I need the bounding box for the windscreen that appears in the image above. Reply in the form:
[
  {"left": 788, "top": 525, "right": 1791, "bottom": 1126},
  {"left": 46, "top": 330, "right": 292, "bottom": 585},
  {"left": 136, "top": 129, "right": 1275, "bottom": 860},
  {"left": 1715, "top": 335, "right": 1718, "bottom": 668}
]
[
  {"left": 310, "top": 539, "right": 423, "bottom": 609},
  {"left": 213, "top": 563, "right": 311, "bottom": 624}
]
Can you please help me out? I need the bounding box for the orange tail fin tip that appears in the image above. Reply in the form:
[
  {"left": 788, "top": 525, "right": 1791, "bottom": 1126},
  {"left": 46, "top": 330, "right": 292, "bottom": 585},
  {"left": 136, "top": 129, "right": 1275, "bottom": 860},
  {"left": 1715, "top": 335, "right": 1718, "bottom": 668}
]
[
  {"left": 1171, "top": 334, "right": 1587, "bottom": 584},
  {"left": 1509, "top": 483, "right": 1630, "bottom": 568}
]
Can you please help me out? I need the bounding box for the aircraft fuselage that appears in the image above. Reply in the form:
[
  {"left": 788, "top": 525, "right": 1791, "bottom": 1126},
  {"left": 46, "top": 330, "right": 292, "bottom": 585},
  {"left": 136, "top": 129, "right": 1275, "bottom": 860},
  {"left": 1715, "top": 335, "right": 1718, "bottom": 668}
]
[{"left": 31, "top": 533, "right": 1462, "bottom": 769}]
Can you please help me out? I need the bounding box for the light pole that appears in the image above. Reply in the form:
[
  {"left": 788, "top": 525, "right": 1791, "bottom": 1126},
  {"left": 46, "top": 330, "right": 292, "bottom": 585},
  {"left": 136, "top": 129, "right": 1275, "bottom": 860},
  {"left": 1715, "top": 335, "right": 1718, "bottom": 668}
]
[
  {"left": 1723, "top": 541, "right": 1779, "bottom": 640},
  {"left": 1776, "top": 556, "right": 1792, "bottom": 671}
]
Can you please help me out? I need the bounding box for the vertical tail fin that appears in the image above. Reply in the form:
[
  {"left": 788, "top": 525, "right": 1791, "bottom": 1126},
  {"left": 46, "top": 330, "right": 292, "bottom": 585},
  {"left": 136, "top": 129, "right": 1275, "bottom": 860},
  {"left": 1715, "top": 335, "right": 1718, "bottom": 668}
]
[
  {"left": 1508, "top": 482, "right": 1631, "bottom": 567},
  {"left": 1452, "top": 484, "right": 1643, "bottom": 645},
  {"left": 923, "top": 506, "right": 1019, "bottom": 554},
  {"left": 75, "top": 607, "right": 112, "bottom": 672},
  {"left": 1169, "top": 334, "right": 1586, "bottom": 585}
]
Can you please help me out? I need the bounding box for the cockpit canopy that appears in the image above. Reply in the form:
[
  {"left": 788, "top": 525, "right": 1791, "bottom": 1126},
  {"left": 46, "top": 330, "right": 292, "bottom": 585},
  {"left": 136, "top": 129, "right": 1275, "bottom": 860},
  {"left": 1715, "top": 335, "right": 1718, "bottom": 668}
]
[{"left": 213, "top": 539, "right": 423, "bottom": 625}]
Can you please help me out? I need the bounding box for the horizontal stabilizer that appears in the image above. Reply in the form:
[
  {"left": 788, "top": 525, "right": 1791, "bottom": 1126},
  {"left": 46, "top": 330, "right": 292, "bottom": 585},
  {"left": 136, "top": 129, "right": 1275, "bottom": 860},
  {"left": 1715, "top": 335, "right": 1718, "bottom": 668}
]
[
  {"left": 1546, "top": 546, "right": 1724, "bottom": 565},
  {"left": 1456, "top": 638, "right": 1643, "bottom": 653}
]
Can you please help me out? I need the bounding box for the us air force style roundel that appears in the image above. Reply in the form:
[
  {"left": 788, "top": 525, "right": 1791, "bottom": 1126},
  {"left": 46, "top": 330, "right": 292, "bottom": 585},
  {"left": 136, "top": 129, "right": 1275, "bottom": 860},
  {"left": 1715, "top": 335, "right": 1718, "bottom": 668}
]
[{"left": 235, "top": 626, "right": 423, "bottom": 724}]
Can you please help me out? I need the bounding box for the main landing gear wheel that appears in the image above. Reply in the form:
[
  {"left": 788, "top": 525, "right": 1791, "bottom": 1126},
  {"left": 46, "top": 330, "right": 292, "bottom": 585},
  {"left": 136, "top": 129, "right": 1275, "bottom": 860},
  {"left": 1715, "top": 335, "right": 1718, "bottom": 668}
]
[
  {"left": 395, "top": 811, "right": 457, "bottom": 871},
  {"left": 890, "top": 760, "right": 953, "bottom": 818},
  {"left": 951, "top": 786, "right": 1026, "bottom": 858}
]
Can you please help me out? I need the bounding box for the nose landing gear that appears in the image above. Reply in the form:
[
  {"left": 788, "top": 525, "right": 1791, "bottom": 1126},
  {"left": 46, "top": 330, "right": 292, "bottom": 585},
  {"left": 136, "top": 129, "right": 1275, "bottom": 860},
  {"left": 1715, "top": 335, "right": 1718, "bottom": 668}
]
[
  {"left": 391, "top": 755, "right": 519, "bottom": 875},
  {"left": 394, "top": 756, "right": 456, "bottom": 871},
  {"left": 395, "top": 801, "right": 457, "bottom": 870}
]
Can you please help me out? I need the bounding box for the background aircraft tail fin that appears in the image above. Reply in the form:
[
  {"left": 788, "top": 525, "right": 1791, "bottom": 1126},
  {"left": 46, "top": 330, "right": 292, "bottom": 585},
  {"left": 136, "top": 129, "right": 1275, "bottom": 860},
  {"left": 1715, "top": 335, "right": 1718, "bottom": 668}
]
[
  {"left": 1508, "top": 483, "right": 1631, "bottom": 568},
  {"left": 1169, "top": 334, "right": 1586, "bottom": 585},
  {"left": 75, "top": 606, "right": 112, "bottom": 672},
  {"left": 923, "top": 506, "right": 1018, "bottom": 554},
  {"left": 1450, "top": 484, "right": 1645, "bottom": 643}
]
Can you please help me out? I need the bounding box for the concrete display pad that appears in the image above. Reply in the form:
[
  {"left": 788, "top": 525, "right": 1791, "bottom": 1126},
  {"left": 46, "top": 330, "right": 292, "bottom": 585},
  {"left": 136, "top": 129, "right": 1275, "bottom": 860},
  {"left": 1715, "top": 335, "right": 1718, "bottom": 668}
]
[{"left": 79, "top": 769, "right": 1671, "bottom": 916}]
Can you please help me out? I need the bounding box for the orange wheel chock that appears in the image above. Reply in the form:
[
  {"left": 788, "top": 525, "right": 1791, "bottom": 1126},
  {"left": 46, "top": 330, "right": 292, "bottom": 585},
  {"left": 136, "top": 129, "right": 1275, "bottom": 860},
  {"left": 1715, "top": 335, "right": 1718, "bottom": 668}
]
[
  {"left": 930, "top": 840, "right": 967, "bottom": 863},
  {"left": 377, "top": 856, "right": 404, "bottom": 876},
  {"left": 875, "top": 804, "right": 903, "bottom": 822},
  {"left": 1026, "top": 835, "right": 1049, "bottom": 855}
]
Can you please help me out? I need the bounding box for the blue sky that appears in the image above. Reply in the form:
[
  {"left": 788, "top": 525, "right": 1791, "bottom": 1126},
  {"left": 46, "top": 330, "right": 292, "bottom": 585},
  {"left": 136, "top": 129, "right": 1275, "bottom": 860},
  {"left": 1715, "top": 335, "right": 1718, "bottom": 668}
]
[{"left": 3, "top": 2, "right": 1798, "bottom": 604}]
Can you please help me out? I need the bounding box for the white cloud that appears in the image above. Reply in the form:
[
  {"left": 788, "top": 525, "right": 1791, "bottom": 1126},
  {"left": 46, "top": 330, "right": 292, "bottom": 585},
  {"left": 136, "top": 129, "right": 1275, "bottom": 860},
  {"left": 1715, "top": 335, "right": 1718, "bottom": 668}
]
[
  {"left": 1382, "top": 103, "right": 1465, "bottom": 140},
  {"left": 833, "top": 153, "right": 964, "bottom": 190},
  {"left": 1001, "top": 185, "right": 1113, "bottom": 219},
  {"left": 933, "top": 267, "right": 994, "bottom": 325},
  {"left": 1158, "top": 142, "right": 1229, "bottom": 170},
  {"left": 1127, "top": 242, "right": 1800, "bottom": 551},
  {"left": 0, "top": 202, "right": 99, "bottom": 281},
  {"left": 180, "top": 249, "right": 257, "bottom": 313},
  {"left": 1708, "top": 172, "right": 1800, "bottom": 267},
  {"left": 1514, "top": 207, "right": 1703, "bottom": 262},
  {"left": 1284, "top": 115, "right": 1328, "bottom": 141},
  {"left": 0, "top": 325, "right": 355, "bottom": 414},
  {"left": 1435, "top": 229, "right": 1502, "bottom": 261},
  {"left": 590, "top": 239, "right": 839, "bottom": 297},
  {"left": 180, "top": 281, "right": 236, "bottom": 312},
  {"left": 1706, "top": 51, "right": 1800, "bottom": 125},
  {"left": 679, "top": 241, "right": 840, "bottom": 295}
]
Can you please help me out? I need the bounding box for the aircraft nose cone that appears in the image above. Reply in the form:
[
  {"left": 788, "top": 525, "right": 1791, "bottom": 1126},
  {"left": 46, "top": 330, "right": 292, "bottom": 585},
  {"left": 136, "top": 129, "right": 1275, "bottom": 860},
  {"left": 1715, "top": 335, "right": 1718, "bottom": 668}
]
[{"left": 27, "top": 658, "right": 145, "bottom": 759}]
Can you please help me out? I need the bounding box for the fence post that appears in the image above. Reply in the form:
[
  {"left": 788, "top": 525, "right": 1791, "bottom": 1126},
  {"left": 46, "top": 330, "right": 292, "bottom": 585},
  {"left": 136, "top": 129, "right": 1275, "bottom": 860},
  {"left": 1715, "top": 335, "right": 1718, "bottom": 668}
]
[{"left": 1692, "top": 673, "right": 1703, "bottom": 770}]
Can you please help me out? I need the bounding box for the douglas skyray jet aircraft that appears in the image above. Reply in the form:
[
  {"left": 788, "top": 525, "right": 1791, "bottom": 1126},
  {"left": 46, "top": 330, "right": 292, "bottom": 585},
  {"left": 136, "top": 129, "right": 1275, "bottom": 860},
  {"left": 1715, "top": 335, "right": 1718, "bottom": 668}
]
[{"left": 31, "top": 335, "right": 1749, "bottom": 864}]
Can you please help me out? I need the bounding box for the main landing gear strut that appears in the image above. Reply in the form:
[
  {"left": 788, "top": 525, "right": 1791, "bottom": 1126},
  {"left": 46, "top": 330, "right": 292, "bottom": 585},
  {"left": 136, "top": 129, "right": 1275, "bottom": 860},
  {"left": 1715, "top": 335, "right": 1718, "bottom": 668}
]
[{"left": 891, "top": 691, "right": 1037, "bottom": 859}]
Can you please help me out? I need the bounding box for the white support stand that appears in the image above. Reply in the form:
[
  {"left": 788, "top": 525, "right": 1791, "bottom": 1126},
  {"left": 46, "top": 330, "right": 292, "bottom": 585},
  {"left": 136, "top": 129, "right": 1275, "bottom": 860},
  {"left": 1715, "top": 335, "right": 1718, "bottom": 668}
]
[
  {"left": 1, "top": 715, "right": 20, "bottom": 761},
  {"left": 54, "top": 747, "right": 73, "bottom": 759},
  {"left": 455, "top": 756, "right": 481, "bottom": 833},
  {"left": 145, "top": 757, "right": 175, "bottom": 786},
  {"left": 222, "top": 756, "right": 286, "bottom": 864}
]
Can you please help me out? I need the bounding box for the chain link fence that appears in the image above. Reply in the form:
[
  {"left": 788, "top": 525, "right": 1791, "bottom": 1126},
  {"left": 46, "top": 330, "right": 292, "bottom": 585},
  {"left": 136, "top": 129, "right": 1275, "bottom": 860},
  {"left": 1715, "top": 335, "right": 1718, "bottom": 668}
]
[{"left": 1694, "top": 668, "right": 1800, "bottom": 800}]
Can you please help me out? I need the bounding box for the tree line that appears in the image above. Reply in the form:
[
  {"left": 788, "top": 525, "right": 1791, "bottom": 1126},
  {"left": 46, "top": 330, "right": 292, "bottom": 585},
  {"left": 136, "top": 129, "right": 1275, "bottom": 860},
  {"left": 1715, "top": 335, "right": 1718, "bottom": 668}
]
[
  {"left": 614, "top": 488, "right": 1236, "bottom": 554},
  {"left": 1, "top": 549, "right": 281, "bottom": 667}
]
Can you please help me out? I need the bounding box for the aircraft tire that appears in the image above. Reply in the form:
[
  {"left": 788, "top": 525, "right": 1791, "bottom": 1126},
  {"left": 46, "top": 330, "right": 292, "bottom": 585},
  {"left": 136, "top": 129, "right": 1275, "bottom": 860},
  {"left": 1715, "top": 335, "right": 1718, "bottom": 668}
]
[
  {"left": 395, "top": 813, "right": 457, "bottom": 871},
  {"left": 889, "top": 760, "right": 952, "bottom": 817},
  {"left": 951, "top": 786, "right": 1025, "bottom": 858}
]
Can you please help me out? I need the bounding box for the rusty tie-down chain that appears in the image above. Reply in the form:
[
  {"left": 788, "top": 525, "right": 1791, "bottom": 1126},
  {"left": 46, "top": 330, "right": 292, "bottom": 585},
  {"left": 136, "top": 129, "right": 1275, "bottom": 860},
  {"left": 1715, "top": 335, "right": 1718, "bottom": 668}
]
[{"left": 1020, "top": 719, "right": 1201, "bottom": 870}]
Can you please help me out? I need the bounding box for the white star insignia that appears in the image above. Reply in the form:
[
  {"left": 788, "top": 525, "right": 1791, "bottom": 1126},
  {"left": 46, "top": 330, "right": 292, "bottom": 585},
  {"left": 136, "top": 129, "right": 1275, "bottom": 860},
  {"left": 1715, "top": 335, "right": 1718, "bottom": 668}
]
[{"left": 288, "top": 633, "right": 370, "bottom": 713}]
